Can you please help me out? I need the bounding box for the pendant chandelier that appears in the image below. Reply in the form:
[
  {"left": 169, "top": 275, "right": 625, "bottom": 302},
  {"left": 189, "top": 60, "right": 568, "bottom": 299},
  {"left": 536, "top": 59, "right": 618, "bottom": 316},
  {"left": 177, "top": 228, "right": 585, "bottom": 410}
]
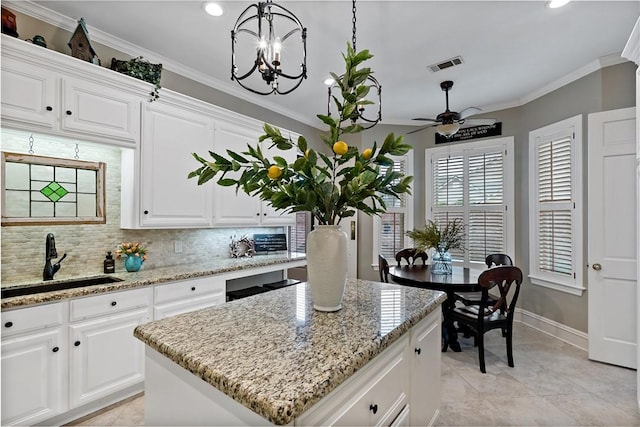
[
  {"left": 231, "top": 1, "right": 307, "bottom": 95},
  {"left": 327, "top": 0, "right": 382, "bottom": 129}
]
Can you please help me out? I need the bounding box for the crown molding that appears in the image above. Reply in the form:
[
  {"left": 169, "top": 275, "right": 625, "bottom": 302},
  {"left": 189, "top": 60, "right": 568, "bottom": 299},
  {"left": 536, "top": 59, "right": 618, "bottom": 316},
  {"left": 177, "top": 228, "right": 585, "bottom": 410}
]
[{"left": 4, "top": 0, "right": 322, "bottom": 130}]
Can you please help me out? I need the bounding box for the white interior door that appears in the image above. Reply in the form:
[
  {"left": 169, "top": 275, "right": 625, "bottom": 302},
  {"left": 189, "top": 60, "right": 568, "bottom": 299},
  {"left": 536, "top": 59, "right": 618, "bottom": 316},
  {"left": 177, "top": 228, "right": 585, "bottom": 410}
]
[{"left": 587, "top": 107, "right": 637, "bottom": 369}]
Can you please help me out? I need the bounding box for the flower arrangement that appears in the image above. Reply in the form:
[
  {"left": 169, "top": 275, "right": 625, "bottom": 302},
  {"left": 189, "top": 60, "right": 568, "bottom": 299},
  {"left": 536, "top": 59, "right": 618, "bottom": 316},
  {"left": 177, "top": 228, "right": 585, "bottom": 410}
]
[
  {"left": 188, "top": 44, "right": 413, "bottom": 226},
  {"left": 115, "top": 242, "right": 148, "bottom": 260},
  {"left": 406, "top": 219, "right": 466, "bottom": 252}
]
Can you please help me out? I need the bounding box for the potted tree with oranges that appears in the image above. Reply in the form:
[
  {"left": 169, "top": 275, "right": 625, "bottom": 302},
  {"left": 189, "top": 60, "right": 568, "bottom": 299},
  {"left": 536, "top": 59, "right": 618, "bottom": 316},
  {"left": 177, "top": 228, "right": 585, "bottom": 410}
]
[{"left": 189, "top": 43, "right": 413, "bottom": 311}]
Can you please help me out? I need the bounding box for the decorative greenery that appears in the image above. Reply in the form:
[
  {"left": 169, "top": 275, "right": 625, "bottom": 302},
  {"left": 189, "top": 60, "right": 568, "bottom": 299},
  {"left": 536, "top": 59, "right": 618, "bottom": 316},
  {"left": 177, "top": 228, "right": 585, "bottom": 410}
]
[
  {"left": 115, "top": 242, "right": 148, "bottom": 261},
  {"left": 406, "top": 219, "right": 466, "bottom": 252},
  {"left": 110, "top": 56, "right": 162, "bottom": 101},
  {"left": 188, "top": 43, "right": 413, "bottom": 225}
]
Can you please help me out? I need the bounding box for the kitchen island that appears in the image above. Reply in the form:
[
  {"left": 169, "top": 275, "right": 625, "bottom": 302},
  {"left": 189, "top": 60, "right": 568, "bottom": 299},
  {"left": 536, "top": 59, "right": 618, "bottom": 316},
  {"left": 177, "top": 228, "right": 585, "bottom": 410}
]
[{"left": 134, "top": 279, "right": 446, "bottom": 426}]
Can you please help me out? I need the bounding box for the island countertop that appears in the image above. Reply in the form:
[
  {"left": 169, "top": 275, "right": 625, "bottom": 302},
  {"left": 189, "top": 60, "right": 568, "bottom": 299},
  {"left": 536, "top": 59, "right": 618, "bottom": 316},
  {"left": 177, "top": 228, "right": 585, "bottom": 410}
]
[{"left": 134, "top": 279, "right": 446, "bottom": 425}]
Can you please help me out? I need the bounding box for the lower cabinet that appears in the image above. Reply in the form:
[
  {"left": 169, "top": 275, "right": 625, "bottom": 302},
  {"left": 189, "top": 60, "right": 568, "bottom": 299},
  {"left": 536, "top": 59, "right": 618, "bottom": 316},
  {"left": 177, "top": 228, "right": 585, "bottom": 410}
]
[
  {"left": 69, "top": 307, "right": 150, "bottom": 407},
  {"left": 297, "top": 335, "right": 410, "bottom": 426},
  {"left": 1, "top": 302, "right": 68, "bottom": 426},
  {"left": 410, "top": 308, "right": 442, "bottom": 426},
  {"left": 154, "top": 276, "right": 226, "bottom": 320},
  {"left": 1, "top": 327, "right": 68, "bottom": 426},
  {"left": 68, "top": 287, "right": 152, "bottom": 408},
  {"left": 299, "top": 309, "right": 441, "bottom": 426}
]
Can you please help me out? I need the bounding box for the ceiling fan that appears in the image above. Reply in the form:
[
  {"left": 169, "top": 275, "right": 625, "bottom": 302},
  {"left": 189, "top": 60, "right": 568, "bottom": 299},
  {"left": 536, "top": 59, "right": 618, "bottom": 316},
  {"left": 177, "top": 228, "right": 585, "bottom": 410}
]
[{"left": 409, "top": 80, "right": 496, "bottom": 137}]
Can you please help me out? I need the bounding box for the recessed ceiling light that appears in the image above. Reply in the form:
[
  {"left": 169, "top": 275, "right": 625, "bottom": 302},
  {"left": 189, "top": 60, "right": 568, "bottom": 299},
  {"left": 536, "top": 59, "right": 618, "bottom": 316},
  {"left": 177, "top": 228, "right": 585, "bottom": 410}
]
[
  {"left": 548, "top": 0, "right": 570, "bottom": 8},
  {"left": 203, "top": 2, "right": 223, "bottom": 16}
]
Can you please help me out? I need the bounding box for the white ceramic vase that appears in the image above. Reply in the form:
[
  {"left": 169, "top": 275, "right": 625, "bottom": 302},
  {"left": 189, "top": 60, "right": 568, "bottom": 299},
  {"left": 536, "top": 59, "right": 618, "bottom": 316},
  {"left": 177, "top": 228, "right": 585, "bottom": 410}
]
[{"left": 306, "top": 225, "right": 349, "bottom": 311}]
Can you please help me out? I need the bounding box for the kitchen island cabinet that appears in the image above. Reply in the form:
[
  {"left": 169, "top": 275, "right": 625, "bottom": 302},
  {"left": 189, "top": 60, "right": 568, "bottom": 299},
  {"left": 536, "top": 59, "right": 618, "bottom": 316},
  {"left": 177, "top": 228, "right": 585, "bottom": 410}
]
[{"left": 135, "top": 279, "right": 446, "bottom": 426}]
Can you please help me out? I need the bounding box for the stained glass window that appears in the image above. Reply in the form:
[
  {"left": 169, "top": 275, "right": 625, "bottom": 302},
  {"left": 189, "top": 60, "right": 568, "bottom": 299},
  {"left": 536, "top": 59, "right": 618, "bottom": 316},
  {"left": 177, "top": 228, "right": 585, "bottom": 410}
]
[{"left": 2, "top": 152, "right": 106, "bottom": 225}]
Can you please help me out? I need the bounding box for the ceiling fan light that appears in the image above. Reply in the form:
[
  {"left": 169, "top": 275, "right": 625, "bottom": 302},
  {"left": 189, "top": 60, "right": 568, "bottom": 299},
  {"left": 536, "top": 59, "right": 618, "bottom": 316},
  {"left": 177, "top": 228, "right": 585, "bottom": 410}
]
[{"left": 436, "top": 122, "right": 460, "bottom": 137}]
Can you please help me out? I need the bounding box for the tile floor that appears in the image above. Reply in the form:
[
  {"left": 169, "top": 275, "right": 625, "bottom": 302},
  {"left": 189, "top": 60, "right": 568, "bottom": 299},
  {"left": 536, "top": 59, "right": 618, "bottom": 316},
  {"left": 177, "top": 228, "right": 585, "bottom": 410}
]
[{"left": 67, "top": 323, "right": 639, "bottom": 426}]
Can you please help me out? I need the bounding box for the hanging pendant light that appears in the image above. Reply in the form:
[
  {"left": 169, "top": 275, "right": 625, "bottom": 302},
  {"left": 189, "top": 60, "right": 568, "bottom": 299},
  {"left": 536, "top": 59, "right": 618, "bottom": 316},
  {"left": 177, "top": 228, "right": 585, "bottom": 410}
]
[
  {"left": 327, "top": 0, "right": 382, "bottom": 129},
  {"left": 231, "top": 1, "right": 307, "bottom": 95}
]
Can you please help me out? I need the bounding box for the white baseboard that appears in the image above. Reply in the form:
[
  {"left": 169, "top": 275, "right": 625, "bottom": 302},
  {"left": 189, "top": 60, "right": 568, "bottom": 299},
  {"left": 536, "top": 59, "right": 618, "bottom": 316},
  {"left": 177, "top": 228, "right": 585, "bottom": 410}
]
[{"left": 515, "top": 308, "right": 588, "bottom": 352}]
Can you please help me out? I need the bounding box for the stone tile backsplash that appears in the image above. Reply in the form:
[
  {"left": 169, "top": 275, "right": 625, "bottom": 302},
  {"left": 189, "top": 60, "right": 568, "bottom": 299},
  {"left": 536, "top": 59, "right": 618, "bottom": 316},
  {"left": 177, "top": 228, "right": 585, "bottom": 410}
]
[{"left": 1, "top": 130, "right": 284, "bottom": 284}]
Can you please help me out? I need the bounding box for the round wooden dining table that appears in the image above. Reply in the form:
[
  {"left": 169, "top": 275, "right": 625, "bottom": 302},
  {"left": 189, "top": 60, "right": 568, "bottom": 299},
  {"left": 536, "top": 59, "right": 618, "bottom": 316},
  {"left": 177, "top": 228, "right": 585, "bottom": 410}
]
[{"left": 388, "top": 264, "right": 484, "bottom": 352}]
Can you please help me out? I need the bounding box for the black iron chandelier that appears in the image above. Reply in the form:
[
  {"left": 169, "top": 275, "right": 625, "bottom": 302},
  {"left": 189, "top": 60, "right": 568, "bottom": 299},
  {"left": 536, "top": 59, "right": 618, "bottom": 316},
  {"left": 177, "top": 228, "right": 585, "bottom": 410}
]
[
  {"left": 231, "top": 1, "right": 307, "bottom": 95},
  {"left": 327, "top": 0, "right": 382, "bottom": 129}
]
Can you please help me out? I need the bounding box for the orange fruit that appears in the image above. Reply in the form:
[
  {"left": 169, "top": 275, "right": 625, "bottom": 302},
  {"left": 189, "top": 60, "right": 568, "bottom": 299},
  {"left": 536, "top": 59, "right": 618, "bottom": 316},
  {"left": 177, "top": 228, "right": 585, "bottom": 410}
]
[
  {"left": 267, "top": 165, "right": 283, "bottom": 180},
  {"left": 333, "top": 141, "right": 349, "bottom": 155}
]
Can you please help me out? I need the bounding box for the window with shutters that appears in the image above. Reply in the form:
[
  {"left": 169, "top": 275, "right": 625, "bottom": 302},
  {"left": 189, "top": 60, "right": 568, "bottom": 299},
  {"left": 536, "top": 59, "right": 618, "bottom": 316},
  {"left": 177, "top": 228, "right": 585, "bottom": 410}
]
[
  {"left": 289, "top": 212, "right": 310, "bottom": 253},
  {"left": 425, "top": 137, "right": 514, "bottom": 267},
  {"left": 372, "top": 152, "right": 414, "bottom": 266},
  {"left": 528, "top": 115, "right": 583, "bottom": 295}
]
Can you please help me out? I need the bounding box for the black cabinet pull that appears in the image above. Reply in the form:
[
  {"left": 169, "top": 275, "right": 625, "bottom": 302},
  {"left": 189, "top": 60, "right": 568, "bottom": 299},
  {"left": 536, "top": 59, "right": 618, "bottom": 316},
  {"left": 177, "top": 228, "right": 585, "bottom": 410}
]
[
  {"left": 144, "top": 210, "right": 149, "bottom": 215},
  {"left": 369, "top": 404, "right": 378, "bottom": 415},
  {"left": 4, "top": 321, "right": 13, "bottom": 328},
  {"left": 415, "top": 348, "right": 421, "bottom": 355},
  {"left": 191, "top": 287, "right": 196, "bottom": 291},
  {"left": 263, "top": 213, "right": 267, "bottom": 216},
  {"left": 52, "top": 346, "right": 59, "bottom": 353},
  {"left": 111, "top": 301, "right": 117, "bottom": 306},
  {"left": 46, "top": 106, "right": 53, "bottom": 111},
  {"left": 256, "top": 213, "right": 260, "bottom": 216},
  {"left": 74, "top": 341, "right": 81, "bottom": 346},
  {"left": 66, "top": 110, "right": 72, "bottom": 115}
]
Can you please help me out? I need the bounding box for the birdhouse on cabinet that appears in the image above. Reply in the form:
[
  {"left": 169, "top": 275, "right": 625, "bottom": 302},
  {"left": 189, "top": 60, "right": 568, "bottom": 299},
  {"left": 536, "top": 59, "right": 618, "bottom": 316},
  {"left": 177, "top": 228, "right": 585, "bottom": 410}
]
[{"left": 68, "top": 17, "right": 99, "bottom": 64}]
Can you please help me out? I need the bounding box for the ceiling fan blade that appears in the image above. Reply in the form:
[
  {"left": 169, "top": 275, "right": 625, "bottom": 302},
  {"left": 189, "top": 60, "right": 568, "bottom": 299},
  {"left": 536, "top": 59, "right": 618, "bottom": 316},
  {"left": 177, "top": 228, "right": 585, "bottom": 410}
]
[
  {"left": 462, "top": 118, "right": 497, "bottom": 126},
  {"left": 406, "top": 125, "right": 434, "bottom": 135},
  {"left": 459, "top": 107, "right": 482, "bottom": 120},
  {"left": 412, "top": 117, "right": 438, "bottom": 123}
]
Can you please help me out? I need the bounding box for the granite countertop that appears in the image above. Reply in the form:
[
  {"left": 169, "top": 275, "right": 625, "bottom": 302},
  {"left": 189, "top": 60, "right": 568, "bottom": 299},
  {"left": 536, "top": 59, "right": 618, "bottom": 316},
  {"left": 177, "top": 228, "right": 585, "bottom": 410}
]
[
  {"left": 134, "top": 279, "right": 447, "bottom": 425},
  {"left": 1, "top": 253, "right": 306, "bottom": 309}
]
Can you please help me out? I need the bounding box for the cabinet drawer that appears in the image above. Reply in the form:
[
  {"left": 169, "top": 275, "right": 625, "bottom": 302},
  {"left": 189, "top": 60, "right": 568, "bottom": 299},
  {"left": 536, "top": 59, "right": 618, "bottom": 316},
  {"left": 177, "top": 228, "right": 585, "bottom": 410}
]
[
  {"left": 70, "top": 288, "right": 152, "bottom": 321},
  {"left": 2, "top": 302, "right": 66, "bottom": 337},
  {"left": 154, "top": 277, "right": 225, "bottom": 304},
  {"left": 297, "top": 335, "right": 409, "bottom": 426},
  {"left": 154, "top": 293, "right": 225, "bottom": 320}
]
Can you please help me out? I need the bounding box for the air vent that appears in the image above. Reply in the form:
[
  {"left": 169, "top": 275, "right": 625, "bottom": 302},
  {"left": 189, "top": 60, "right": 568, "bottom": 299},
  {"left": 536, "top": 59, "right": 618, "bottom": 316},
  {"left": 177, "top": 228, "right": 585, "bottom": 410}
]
[{"left": 428, "top": 56, "right": 464, "bottom": 72}]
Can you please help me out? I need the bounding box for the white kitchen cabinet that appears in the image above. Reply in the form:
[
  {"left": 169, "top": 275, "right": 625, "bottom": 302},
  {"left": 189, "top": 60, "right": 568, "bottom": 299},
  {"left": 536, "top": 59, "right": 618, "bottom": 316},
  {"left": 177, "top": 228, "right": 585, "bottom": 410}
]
[
  {"left": 1, "top": 35, "right": 146, "bottom": 147},
  {"left": 296, "top": 335, "right": 410, "bottom": 426},
  {"left": 60, "top": 76, "right": 140, "bottom": 144},
  {"left": 136, "top": 99, "right": 215, "bottom": 228},
  {"left": 68, "top": 288, "right": 152, "bottom": 408},
  {"left": 1, "top": 302, "right": 68, "bottom": 427},
  {"left": 212, "top": 120, "right": 296, "bottom": 226},
  {"left": 409, "top": 309, "right": 441, "bottom": 426},
  {"left": 154, "top": 276, "right": 226, "bottom": 320},
  {"left": 0, "top": 55, "right": 57, "bottom": 129}
]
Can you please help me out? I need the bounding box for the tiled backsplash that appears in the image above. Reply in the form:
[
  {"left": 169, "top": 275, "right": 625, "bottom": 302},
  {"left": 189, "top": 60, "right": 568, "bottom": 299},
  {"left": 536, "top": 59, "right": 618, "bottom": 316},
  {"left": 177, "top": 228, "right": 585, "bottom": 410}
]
[{"left": 1, "top": 129, "right": 284, "bottom": 284}]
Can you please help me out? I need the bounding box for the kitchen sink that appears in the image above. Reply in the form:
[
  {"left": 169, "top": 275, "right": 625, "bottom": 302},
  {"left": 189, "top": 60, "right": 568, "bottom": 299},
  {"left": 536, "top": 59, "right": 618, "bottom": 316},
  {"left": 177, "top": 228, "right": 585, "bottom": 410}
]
[{"left": 1, "top": 276, "right": 124, "bottom": 299}]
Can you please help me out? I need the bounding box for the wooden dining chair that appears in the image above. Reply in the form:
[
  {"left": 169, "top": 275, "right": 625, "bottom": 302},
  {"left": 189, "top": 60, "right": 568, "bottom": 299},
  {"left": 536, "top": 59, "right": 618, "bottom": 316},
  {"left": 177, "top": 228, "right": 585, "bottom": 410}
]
[
  {"left": 454, "top": 253, "right": 513, "bottom": 307},
  {"left": 448, "top": 265, "right": 523, "bottom": 373},
  {"left": 378, "top": 254, "right": 390, "bottom": 283},
  {"left": 395, "top": 248, "right": 428, "bottom": 267}
]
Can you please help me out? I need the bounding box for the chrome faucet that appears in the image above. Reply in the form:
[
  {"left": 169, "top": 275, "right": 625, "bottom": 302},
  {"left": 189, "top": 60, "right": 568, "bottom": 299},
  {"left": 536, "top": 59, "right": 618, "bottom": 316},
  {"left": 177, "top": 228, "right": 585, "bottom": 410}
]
[{"left": 43, "top": 233, "right": 67, "bottom": 281}]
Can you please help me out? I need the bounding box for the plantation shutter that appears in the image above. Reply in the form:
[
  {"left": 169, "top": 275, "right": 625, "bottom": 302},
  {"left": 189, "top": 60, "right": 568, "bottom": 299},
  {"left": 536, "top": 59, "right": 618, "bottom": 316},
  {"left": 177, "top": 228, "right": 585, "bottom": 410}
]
[
  {"left": 467, "top": 151, "right": 505, "bottom": 263},
  {"left": 289, "top": 212, "right": 309, "bottom": 253},
  {"left": 536, "top": 137, "right": 573, "bottom": 276},
  {"left": 427, "top": 140, "right": 512, "bottom": 266},
  {"left": 378, "top": 158, "right": 408, "bottom": 259}
]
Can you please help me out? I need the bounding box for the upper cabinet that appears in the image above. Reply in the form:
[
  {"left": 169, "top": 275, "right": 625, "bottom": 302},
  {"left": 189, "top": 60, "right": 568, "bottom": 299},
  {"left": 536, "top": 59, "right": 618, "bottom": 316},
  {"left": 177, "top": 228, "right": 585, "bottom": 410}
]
[
  {"left": 136, "top": 98, "right": 215, "bottom": 228},
  {"left": 1, "top": 35, "right": 148, "bottom": 147},
  {"left": 212, "top": 120, "right": 297, "bottom": 227}
]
